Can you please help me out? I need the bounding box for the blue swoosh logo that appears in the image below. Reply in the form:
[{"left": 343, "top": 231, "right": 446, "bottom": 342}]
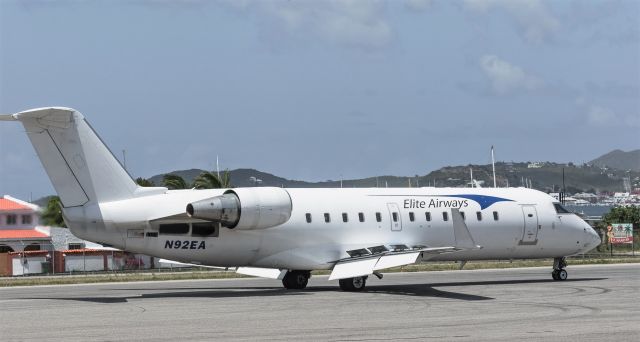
[{"left": 441, "top": 194, "right": 513, "bottom": 210}]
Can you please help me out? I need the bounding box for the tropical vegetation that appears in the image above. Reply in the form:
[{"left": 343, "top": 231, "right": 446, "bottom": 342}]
[{"left": 41, "top": 196, "right": 66, "bottom": 227}]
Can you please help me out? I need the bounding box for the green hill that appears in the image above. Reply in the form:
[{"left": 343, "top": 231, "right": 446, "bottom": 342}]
[
  {"left": 589, "top": 149, "right": 640, "bottom": 172},
  {"left": 145, "top": 161, "right": 638, "bottom": 194}
]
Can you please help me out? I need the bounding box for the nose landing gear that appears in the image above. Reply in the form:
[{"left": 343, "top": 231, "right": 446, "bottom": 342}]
[{"left": 551, "top": 257, "right": 568, "bottom": 281}]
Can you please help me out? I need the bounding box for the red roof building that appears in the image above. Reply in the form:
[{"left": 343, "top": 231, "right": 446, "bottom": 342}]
[{"left": 0, "top": 195, "right": 50, "bottom": 253}]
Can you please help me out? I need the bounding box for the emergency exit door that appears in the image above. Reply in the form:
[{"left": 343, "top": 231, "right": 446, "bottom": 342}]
[
  {"left": 520, "top": 205, "right": 539, "bottom": 244},
  {"left": 387, "top": 203, "right": 402, "bottom": 231}
]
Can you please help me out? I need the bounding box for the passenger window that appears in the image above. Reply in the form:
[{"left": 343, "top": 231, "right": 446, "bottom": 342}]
[
  {"left": 192, "top": 222, "right": 218, "bottom": 237},
  {"left": 358, "top": 212, "right": 365, "bottom": 222},
  {"left": 493, "top": 211, "right": 499, "bottom": 221},
  {"left": 342, "top": 213, "right": 348, "bottom": 222},
  {"left": 425, "top": 212, "right": 431, "bottom": 221},
  {"left": 460, "top": 212, "right": 466, "bottom": 220},
  {"left": 392, "top": 212, "right": 398, "bottom": 222},
  {"left": 442, "top": 212, "right": 449, "bottom": 221},
  {"left": 305, "top": 213, "right": 312, "bottom": 223},
  {"left": 159, "top": 223, "right": 189, "bottom": 235},
  {"left": 376, "top": 212, "right": 382, "bottom": 222},
  {"left": 476, "top": 211, "right": 482, "bottom": 221},
  {"left": 324, "top": 213, "right": 331, "bottom": 223},
  {"left": 409, "top": 212, "right": 415, "bottom": 222}
]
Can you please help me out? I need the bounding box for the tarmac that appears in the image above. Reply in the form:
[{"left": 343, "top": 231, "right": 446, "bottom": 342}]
[{"left": 1, "top": 264, "right": 638, "bottom": 341}]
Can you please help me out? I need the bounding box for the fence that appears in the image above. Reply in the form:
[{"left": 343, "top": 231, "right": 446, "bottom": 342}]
[{"left": 0, "top": 243, "right": 189, "bottom": 277}]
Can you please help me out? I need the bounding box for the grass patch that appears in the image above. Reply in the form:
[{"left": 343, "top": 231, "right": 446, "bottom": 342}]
[{"left": 2, "top": 257, "right": 638, "bottom": 287}]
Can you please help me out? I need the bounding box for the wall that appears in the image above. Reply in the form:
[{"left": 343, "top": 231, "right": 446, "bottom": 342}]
[
  {"left": 11, "top": 256, "right": 46, "bottom": 275},
  {"left": 65, "top": 255, "right": 104, "bottom": 272},
  {"left": 0, "top": 253, "right": 12, "bottom": 276}
]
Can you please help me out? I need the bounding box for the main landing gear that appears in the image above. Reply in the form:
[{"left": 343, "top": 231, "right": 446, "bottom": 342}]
[
  {"left": 551, "top": 257, "right": 568, "bottom": 281},
  {"left": 282, "top": 270, "right": 311, "bottom": 289},
  {"left": 339, "top": 276, "right": 368, "bottom": 292}
]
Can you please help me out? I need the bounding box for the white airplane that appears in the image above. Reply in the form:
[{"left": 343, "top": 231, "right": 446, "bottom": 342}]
[{"left": 1, "top": 107, "right": 601, "bottom": 291}]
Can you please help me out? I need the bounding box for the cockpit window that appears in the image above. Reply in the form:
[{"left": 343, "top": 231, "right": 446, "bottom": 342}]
[{"left": 554, "top": 203, "right": 571, "bottom": 214}]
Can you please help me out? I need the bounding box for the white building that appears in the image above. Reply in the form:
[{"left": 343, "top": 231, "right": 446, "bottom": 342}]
[{"left": 0, "top": 195, "right": 51, "bottom": 253}]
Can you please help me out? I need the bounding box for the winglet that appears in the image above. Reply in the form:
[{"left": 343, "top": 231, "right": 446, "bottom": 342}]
[
  {"left": 0, "top": 113, "right": 17, "bottom": 121},
  {"left": 451, "top": 208, "right": 482, "bottom": 249}
]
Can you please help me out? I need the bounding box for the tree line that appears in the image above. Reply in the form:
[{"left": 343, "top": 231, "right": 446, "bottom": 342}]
[
  {"left": 135, "top": 169, "right": 232, "bottom": 190},
  {"left": 42, "top": 169, "right": 232, "bottom": 227}
]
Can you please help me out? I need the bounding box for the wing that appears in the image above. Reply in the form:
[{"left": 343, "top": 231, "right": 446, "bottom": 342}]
[{"left": 328, "top": 209, "right": 482, "bottom": 280}]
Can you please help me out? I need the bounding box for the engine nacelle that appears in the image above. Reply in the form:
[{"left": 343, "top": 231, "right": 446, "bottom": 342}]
[{"left": 186, "top": 187, "right": 292, "bottom": 230}]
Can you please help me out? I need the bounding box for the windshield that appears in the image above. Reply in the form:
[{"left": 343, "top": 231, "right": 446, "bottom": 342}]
[{"left": 554, "top": 203, "right": 571, "bottom": 214}]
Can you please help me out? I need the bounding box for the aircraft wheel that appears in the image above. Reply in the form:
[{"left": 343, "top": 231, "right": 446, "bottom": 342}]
[
  {"left": 339, "top": 276, "right": 367, "bottom": 292},
  {"left": 557, "top": 269, "right": 568, "bottom": 281},
  {"left": 282, "top": 270, "right": 310, "bottom": 289},
  {"left": 551, "top": 270, "right": 559, "bottom": 281}
]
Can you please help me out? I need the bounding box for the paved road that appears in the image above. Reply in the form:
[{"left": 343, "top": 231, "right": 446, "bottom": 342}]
[{"left": 1, "top": 264, "right": 638, "bottom": 341}]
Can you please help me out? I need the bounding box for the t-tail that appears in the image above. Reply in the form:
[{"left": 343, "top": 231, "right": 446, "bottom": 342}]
[{"left": 1, "top": 107, "right": 165, "bottom": 207}]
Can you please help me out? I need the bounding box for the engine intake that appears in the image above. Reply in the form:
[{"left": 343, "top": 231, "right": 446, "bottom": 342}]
[{"left": 186, "top": 187, "right": 292, "bottom": 230}]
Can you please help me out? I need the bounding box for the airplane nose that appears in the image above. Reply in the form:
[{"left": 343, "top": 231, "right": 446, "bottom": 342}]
[{"left": 584, "top": 227, "right": 601, "bottom": 250}]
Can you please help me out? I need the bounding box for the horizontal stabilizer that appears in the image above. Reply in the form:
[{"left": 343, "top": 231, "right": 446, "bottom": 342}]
[
  {"left": 0, "top": 114, "right": 17, "bottom": 121},
  {"left": 236, "top": 267, "right": 287, "bottom": 280}
]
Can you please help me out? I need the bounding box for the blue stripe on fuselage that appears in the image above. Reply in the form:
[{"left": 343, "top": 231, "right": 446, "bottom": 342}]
[{"left": 441, "top": 194, "right": 513, "bottom": 210}]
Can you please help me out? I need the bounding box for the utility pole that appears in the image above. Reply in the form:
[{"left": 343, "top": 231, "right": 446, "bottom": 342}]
[
  {"left": 122, "top": 149, "right": 127, "bottom": 171},
  {"left": 491, "top": 145, "right": 496, "bottom": 188},
  {"left": 216, "top": 155, "right": 220, "bottom": 179}
]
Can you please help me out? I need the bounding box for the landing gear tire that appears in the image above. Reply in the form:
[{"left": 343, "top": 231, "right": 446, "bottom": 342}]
[
  {"left": 551, "top": 257, "right": 568, "bottom": 281},
  {"left": 557, "top": 269, "right": 568, "bottom": 281},
  {"left": 282, "top": 270, "right": 311, "bottom": 290},
  {"left": 338, "top": 276, "right": 367, "bottom": 292}
]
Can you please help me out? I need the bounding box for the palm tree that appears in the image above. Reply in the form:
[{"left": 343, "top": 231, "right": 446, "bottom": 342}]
[
  {"left": 135, "top": 177, "right": 154, "bottom": 187},
  {"left": 41, "top": 196, "right": 66, "bottom": 227},
  {"left": 193, "top": 170, "right": 232, "bottom": 189},
  {"left": 162, "top": 174, "right": 190, "bottom": 189}
]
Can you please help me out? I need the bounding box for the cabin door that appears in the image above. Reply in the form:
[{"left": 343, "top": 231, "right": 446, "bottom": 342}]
[
  {"left": 387, "top": 203, "right": 402, "bottom": 231},
  {"left": 520, "top": 205, "right": 539, "bottom": 244}
]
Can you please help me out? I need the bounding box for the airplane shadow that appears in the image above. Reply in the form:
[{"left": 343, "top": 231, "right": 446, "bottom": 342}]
[{"left": 21, "top": 277, "right": 606, "bottom": 303}]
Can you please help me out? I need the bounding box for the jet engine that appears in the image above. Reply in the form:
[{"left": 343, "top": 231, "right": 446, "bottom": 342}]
[{"left": 186, "top": 187, "right": 292, "bottom": 230}]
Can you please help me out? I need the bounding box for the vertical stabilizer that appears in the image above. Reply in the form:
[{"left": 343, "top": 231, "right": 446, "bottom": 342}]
[{"left": 12, "top": 107, "right": 146, "bottom": 207}]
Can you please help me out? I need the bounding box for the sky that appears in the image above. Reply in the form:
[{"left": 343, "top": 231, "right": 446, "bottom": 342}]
[{"left": 1, "top": 0, "right": 639, "bottom": 200}]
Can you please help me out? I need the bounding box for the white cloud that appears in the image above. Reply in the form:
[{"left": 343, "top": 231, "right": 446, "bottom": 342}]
[
  {"left": 404, "top": 0, "right": 433, "bottom": 12},
  {"left": 584, "top": 105, "right": 640, "bottom": 128},
  {"left": 479, "top": 55, "right": 541, "bottom": 94},
  {"left": 221, "top": 0, "right": 392, "bottom": 50},
  {"left": 463, "top": 0, "right": 560, "bottom": 44},
  {"left": 587, "top": 105, "right": 616, "bottom": 126}
]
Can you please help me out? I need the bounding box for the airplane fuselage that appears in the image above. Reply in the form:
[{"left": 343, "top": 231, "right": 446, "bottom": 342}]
[
  {"left": 63, "top": 187, "right": 599, "bottom": 270},
  {"left": 3, "top": 107, "right": 600, "bottom": 288}
]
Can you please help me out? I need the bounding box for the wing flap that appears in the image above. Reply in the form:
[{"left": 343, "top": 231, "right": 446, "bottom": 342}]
[
  {"left": 329, "top": 209, "right": 482, "bottom": 281},
  {"left": 328, "top": 258, "right": 379, "bottom": 280},
  {"left": 236, "top": 267, "right": 287, "bottom": 280},
  {"left": 373, "top": 252, "right": 420, "bottom": 270}
]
